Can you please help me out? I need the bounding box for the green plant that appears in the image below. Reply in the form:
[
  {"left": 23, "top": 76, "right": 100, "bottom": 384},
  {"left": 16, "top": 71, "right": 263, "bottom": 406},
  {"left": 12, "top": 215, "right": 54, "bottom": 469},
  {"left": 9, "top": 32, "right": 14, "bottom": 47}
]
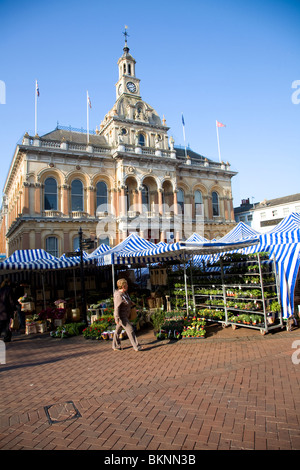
[
  {"left": 50, "top": 322, "right": 86, "bottom": 338},
  {"left": 269, "top": 301, "right": 281, "bottom": 313},
  {"left": 249, "top": 314, "right": 262, "bottom": 324},
  {"left": 228, "top": 315, "right": 239, "bottom": 323},
  {"left": 150, "top": 309, "right": 166, "bottom": 331}
]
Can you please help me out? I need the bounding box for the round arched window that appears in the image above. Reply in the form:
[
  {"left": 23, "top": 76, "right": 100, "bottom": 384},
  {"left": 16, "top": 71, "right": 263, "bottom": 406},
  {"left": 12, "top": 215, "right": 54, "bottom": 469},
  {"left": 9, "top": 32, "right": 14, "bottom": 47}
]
[
  {"left": 212, "top": 191, "right": 219, "bottom": 216},
  {"left": 44, "top": 177, "right": 58, "bottom": 210},
  {"left": 195, "top": 190, "right": 203, "bottom": 216},
  {"left": 96, "top": 181, "right": 108, "bottom": 212},
  {"left": 71, "top": 179, "right": 83, "bottom": 211}
]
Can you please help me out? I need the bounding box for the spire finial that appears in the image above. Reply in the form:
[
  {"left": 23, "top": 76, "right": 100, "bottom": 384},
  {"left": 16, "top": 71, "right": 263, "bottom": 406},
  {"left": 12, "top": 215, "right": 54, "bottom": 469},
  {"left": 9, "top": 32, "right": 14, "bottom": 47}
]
[
  {"left": 123, "top": 25, "right": 130, "bottom": 53},
  {"left": 123, "top": 25, "right": 129, "bottom": 44}
]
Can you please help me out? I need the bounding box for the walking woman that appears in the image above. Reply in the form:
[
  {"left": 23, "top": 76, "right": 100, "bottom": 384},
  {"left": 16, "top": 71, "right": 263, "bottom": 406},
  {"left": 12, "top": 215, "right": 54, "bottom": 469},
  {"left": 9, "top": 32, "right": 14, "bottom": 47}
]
[{"left": 112, "top": 278, "right": 142, "bottom": 351}]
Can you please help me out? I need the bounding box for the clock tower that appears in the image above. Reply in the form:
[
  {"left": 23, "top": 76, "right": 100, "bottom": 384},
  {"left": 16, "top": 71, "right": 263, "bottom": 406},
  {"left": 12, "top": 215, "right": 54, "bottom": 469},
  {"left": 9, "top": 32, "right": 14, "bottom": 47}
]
[
  {"left": 99, "top": 29, "right": 170, "bottom": 150},
  {"left": 116, "top": 31, "right": 141, "bottom": 100}
]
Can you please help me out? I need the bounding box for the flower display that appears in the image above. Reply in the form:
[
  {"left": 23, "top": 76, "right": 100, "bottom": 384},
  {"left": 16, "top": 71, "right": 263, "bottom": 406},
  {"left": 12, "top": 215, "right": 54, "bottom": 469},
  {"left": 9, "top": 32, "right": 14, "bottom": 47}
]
[
  {"left": 82, "top": 315, "right": 115, "bottom": 340},
  {"left": 182, "top": 317, "right": 206, "bottom": 338}
]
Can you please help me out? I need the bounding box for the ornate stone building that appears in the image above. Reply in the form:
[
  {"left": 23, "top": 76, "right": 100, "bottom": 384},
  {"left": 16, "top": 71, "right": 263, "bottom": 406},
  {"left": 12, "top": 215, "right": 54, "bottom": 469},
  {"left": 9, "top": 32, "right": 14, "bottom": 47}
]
[{"left": 0, "top": 38, "right": 237, "bottom": 257}]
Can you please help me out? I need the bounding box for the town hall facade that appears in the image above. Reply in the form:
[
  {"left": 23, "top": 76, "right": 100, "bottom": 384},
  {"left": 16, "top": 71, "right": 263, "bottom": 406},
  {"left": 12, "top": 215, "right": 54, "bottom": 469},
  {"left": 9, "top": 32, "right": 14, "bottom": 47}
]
[{"left": 0, "top": 37, "right": 237, "bottom": 257}]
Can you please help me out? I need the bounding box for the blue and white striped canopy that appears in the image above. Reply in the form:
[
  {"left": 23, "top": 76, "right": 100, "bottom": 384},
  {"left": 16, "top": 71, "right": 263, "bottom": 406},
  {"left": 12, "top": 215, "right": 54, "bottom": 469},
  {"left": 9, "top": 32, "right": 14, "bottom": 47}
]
[
  {"left": 186, "top": 233, "right": 209, "bottom": 243},
  {"left": 90, "top": 233, "right": 157, "bottom": 266},
  {"left": 216, "top": 221, "right": 261, "bottom": 243},
  {"left": 0, "top": 249, "right": 86, "bottom": 270},
  {"left": 87, "top": 244, "right": 110, "bottom": 257}
]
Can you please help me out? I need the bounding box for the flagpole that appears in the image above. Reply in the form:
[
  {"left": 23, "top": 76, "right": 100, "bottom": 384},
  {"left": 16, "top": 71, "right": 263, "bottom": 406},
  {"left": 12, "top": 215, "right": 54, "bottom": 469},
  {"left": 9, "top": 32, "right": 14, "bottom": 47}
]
[
  {"left": 35, "top": 80, "right": 38, "bottom": 135},
  {"left": 216, "top": 120, "right": 221, "bottom": 162},
  {"left": 87, "top": 90, "right": 89, "bottom": 145},
  {"left": 182, "top": 113, "right": 187, "bottom": 160}
]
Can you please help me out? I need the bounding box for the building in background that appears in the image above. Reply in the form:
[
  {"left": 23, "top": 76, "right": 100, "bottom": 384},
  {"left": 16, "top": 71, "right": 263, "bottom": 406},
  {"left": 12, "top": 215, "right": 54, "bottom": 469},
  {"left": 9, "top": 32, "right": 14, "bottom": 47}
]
[
  {"left": 0, "top": 38, "right": 237, "bottom": 257},
  {"left": 234, "top": 194, "right": 300, "bottom": 233}
]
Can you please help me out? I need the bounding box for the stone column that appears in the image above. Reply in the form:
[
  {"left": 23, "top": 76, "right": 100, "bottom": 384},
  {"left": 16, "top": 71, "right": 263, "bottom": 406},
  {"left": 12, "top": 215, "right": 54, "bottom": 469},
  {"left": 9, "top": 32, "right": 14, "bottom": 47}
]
[
  {"left": 138, "top": 186, "right": 143, "bottom": 214},
  {"left": 22, "top": 182, "right": 30, "bottom": 214},
  {"left": 87, "top": 186, "right": 95, "bottom": 216},
  {"left": 34, "top": 183, "right": 42, "bottom": 214},
  {"left": 158, "top": 188, "right": 163, "bottom": 215},
  {"left": 207, "top": 195, "right": 213, "bottom": 219},
  {"left": 62, "top": 184, "right": 69, "bottom": 216},
  {"left": 173, "top": 190, "right": 178, "bottom": 215},
  {"left": 229, "top": 198, "right": 234, "bottom": 221},
  {"left": 224, "top": 197, "right": 229, "bottom": 220},
  {"left": 112, "top": 189, "right": 118, "bottom": 218},
  {"left": 120, "top": 186, "right": 126, "bottom": 216}
]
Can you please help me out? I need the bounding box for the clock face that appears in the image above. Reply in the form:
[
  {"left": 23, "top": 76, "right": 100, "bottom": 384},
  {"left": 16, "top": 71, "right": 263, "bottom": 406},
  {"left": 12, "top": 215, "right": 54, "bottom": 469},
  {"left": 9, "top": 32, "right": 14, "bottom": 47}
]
[{"left": 126, "top": 81, "right": 136, "bottom": 93}]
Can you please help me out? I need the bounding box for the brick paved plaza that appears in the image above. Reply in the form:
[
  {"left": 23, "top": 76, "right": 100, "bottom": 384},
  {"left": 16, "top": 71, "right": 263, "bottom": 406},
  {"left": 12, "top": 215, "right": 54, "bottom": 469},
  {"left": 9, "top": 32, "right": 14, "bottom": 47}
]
[{"left": 0, "top": 323, "right": 300, "bottom": 452}]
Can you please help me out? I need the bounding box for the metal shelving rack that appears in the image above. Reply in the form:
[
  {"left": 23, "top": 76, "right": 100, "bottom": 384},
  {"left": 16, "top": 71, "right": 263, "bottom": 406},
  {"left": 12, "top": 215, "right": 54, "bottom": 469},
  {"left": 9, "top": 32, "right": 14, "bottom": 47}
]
[{"left": 192, "top": 252, "right": 284, "bottom": 335}]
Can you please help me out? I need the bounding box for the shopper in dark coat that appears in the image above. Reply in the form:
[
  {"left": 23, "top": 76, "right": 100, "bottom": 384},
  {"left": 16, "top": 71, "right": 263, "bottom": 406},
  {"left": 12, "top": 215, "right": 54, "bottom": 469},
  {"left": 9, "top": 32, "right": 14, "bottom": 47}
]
[
  {"left": 0, "top": 279, "right": 15, "bottom": 342},
  {"left": 12, "top": 282, "right": 25, "bottom": 329}
]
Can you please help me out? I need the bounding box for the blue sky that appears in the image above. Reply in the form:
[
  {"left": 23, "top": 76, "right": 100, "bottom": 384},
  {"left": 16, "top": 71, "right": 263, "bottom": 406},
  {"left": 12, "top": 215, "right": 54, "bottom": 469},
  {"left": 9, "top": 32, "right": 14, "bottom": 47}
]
[{"left": 1, "top": 0, "right": 299, "bottom": 207}]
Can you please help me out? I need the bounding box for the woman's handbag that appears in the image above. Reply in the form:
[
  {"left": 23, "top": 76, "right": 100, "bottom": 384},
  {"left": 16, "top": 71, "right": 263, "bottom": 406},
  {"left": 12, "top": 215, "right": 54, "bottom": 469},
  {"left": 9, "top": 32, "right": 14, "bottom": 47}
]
[
  {"left": 129, "top": 305, "right": 137, "bottom": 321},
  {"left": 10, "top": 311, "right": 20, "bottom": 330}
]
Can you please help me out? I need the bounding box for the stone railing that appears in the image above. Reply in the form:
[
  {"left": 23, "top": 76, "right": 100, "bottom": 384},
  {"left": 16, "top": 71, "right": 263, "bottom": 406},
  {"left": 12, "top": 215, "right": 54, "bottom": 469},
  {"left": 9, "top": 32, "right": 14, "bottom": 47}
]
[{"left": 42, "top": 210, "right": 62, "bottom": 217}]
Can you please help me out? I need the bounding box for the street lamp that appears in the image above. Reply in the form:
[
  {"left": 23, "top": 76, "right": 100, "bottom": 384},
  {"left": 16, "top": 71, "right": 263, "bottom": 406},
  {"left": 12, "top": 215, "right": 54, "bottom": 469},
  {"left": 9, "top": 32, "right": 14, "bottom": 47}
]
[{"left": 78, "top": 227, "right": 97, "bottom": 325}]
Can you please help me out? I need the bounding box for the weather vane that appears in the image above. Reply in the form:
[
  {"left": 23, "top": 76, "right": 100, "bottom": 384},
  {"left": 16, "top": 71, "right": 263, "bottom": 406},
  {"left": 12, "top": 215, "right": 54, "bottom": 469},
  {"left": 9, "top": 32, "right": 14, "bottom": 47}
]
[{"left": 123, "top": 25, "right": 129, "bottom": 44}]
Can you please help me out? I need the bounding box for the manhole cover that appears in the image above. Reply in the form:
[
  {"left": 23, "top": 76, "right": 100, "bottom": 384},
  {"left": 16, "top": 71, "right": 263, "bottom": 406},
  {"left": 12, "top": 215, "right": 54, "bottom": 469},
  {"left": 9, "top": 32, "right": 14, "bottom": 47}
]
[{"left": 44, "top": 401, "right": 81, "bottom": 425}]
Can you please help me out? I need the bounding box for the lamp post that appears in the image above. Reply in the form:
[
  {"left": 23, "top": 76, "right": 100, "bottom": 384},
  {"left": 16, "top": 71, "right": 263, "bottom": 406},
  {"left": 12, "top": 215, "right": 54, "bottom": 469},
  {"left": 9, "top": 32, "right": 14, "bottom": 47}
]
[
  {"left": 78, "top": 228, "right": 87, "bottom": 325},
  {"left": 78, "top": 227, "right": 97, "bottom": 325}
]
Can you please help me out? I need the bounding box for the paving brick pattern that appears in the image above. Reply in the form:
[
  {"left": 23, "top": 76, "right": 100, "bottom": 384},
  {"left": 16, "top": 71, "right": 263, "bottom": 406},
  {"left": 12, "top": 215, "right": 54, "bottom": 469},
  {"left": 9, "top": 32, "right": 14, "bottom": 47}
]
[{"left": 0, "top": 324, "right": 300, "bottom": 451}]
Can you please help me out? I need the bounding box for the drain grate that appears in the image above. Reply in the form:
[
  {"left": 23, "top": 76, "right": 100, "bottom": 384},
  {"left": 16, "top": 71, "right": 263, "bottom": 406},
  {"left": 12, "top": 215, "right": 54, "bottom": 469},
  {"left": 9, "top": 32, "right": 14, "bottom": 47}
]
[{"left": 44, "top": 401, "right": 81, "bottom": 425}]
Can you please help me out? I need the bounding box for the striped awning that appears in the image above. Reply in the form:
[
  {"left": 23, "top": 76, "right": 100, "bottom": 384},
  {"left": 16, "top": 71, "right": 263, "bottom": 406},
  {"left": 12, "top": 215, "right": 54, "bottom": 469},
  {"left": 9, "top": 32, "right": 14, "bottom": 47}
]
[
  {"left": 0, "top": 249, "right": 87, "bottom": 271},
  {"left": 89, "top": 233, "right": 157, "bottom": 266},
  {"left": 216, "top": 221, "right": 261, "bottom": 243}
]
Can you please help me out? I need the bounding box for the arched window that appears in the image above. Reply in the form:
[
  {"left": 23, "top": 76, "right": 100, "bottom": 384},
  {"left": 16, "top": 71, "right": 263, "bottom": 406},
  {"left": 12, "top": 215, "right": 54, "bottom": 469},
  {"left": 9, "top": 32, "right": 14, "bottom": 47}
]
[
  {"left": 44, "top": 177, "right": 58, "bottom": 210},
  {"left": 195, "top": 190, "right": 203, "bottom": 216},
  {"left": 71, "top": 180, "right": 83, "bottom": 211},
  {"left": 46, "top": 236, "right": 58, "bottom": 257},
  {"left": 212, "top": 191, "right": 219, "bottom": 216},
  {"left": 141, "top": 184, "right": 149, "bottom": 209},
  {"left": 138, "top": 133, "right": 145, "bottom": 146},
  {"left": 96, "top": 181, "right": 108, "bottom": 212},
  {"left": 177, "top": 189, "right": 184, "bottom": 215}
]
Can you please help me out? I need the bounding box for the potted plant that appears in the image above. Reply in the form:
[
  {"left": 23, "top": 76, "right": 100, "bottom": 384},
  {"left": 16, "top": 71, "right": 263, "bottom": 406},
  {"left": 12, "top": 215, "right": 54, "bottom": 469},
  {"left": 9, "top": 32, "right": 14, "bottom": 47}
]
[
  {"left": 150, "top": 309, "right": 166, "bottom": 335},
  {"left": 267, "top": 301, "right": 281, "bottom": 324}
]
